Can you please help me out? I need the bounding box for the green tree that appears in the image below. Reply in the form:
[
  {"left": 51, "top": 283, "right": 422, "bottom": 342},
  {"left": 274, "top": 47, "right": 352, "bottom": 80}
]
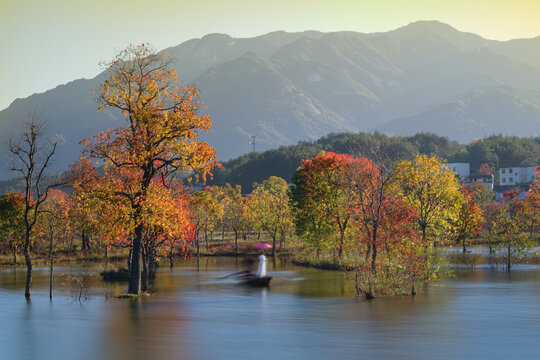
[
  {"left": 190, "top": 189, "right": 223, "bottom": 261},
  {"left": 289, "top": 152, "right": 354, "bottom": 258},
  {"left": 251, "top": 176, "right": 293, "bottom": 257},
  {"left": 222, "top": 184, "right": 248, "bottom": 254}
]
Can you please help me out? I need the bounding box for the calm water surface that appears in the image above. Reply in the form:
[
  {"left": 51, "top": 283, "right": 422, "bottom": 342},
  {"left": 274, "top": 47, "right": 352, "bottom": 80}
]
[{"left": 2, "top": 257, "right": 540, "bottom": 360}]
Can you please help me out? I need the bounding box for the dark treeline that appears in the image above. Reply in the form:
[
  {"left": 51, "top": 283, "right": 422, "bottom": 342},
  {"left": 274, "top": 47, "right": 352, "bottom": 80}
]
[{"left": 209, "top": 132, "right": 540, "bottom": 192}]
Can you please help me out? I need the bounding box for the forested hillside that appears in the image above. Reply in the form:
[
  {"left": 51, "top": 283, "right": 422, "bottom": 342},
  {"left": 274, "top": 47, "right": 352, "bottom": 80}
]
[{"left": 208, "top": 132, "right": 540, "bottom": 192}]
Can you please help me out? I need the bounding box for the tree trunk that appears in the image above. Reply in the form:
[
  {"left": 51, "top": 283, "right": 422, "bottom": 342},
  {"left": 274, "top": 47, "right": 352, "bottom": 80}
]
[
  {"left": 169, "top": 249, "right": 174, "bottom": 270},
  {"left": 13, "top": 246, "right": 17, "bottom": 264},
  {"left": 205, "top": 231, "right": 209, "bottom": 251},
  {"left": 127, "top": 248, "right": 132, "bottom": 277},
  {"left": 49, "top": 261, "right": 54, "bottom": 300},
  {"left": 69, "top": 236, "right": 73, "bottom": 259},
  {"left": 24, "top": 231, "right": 32, "bottom": 300},
  {"left": 338, "top": 228, "right": 345, "bottom": 258},
  {"left": 462, "top": 240, "right": 467, "bottom": 254},
  {"left": 49, "top": 230, "right": 54, "bottom": 300},
  {"left": 507, "top": 243, "right": 512, "bottom": 271},
  {"left": 127, "top": 223, "right": 143, "bottom": 294},
  {"left": 272, "top": 235, "right": 276, "bottom": 257},
  {"left": 196, "top": 235, "right": 200, "bottom": 265},
  {"left": 371, "top": 237, "right": 377, "bottom": 273},
  {"left": 234, "top": 229, "right": 238, "bottom": 255},
  {"left": 141, "top": 256, "right": 148, "bottom": 292},
  {"left": 81, "top": 228, "right": 86, "bottom": 251}
]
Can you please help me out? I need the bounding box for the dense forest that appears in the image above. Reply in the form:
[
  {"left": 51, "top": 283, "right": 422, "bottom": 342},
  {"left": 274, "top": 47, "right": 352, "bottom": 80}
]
[{"left": 208, "top": 132, "right": 540, "bottom": 192}]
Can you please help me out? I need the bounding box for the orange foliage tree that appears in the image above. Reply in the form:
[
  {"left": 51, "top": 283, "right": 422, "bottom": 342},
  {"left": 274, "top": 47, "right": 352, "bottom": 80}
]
[
  {"left": 81, "top": 44, "right": 218, "bottom": 294},
  {"left": 40, "top": 189, "right": 73, "bottom": 299}
]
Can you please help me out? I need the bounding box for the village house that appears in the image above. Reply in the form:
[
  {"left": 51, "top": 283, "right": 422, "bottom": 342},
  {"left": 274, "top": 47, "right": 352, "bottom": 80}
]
[
  {"left": 445, "top": 162, "right": 494, "bottom": 190},
  {"left": 499, "top": 166, "right": 538, "bottom": 186},
  {"left": 445, "top": 163, "right": 470, "bottom": 179}
]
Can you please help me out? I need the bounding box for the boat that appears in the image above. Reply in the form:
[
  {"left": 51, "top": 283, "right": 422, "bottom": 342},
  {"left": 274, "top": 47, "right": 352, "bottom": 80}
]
[
  {"left": 243, "top": 275, "right": 273, "bottom": 287},
  {"left": 236, "top": 271, "right": 273, "bottom": 287}
]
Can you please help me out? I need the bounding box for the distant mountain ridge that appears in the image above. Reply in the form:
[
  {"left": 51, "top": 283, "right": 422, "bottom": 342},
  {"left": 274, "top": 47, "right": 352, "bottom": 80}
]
[{"left": 1, "top": 20, "right": 540, "bottom": 179}]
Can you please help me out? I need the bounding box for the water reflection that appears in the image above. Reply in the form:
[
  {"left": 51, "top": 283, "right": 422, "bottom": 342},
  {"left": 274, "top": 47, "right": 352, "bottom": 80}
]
[{"left": 1, "top": 257, "right": 540, "bottom": 359}]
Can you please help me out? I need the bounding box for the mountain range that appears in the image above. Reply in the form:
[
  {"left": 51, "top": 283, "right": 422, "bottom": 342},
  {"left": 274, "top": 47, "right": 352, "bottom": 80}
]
[{"left": 1, "top": 20, "right": 540, "bottom": 179}]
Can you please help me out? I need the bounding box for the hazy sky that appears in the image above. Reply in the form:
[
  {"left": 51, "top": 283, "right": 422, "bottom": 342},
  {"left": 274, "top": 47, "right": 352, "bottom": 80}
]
[{"left": 1, "top": 0, "right": 539, "bottom": 110}]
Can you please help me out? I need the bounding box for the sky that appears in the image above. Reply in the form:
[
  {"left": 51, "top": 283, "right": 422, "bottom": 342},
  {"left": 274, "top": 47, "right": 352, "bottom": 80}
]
[{"left": 1, "top": 0, "right": 540, "bottom": 111}]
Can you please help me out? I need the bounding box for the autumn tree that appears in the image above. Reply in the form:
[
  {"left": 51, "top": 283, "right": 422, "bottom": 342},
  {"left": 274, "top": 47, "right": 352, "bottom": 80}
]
[
  {"left": 477, "top": 163, "right": 493, "bottom": 176},
  {"left": 484, "top": 193, "right": 531, "bottom": 270},
  {"left": 341, "top": 156, "right": 429, "bottom": 298},
  {"left": 140, "top": 181, "right": 193, "bottom": 290},
  {"left": 343, "top": 157, "right": 394, "bottom": 272},
  {"left": 446, "top": 187, "right": 483, "bottom": 253},
  {"left": 0, "top": 192, "right": 25, "bottom": 263},
  {"left": 40, "top": 189, "right": 72, "bottom": 299},
  {"left": 394, "top": 154, "right": 461, "bottom": 243},
  {"left": 250, "top": 176, "right": 293, "bottom": 257},
  {"left": 289, "top": 152, "right": 355, "bottom": 258},
  {"left": 82, "top": 44, "right": 217, "bottom": 294},
  {"left": 189, "top": 189, "right": 223, "bottom": 261},
  {"left": 67, "top": 159, "right": 128, "bottom": 259},
  {"left": 222, "top": 184, "right": 248, "bottom": 254},
  {"left": 523, "top": 166, "right": 540, "bottom": 237},
  {"left": 9, "top": 114, "right": 63, "bottom": 299},
  {"left": 204, "top": 186, "right": 227, "bottom": 242}
]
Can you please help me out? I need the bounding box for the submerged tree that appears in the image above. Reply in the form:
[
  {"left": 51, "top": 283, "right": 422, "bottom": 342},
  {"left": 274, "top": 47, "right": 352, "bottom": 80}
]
[
  {"left": 9, "top": 114, "right": 62, "bottom": 299},
  {"left": 82, "top": 44, "right": 218, "bottom": 294},
  {"left": 485, "top": 192, "right": 532, "bottom": 270}
]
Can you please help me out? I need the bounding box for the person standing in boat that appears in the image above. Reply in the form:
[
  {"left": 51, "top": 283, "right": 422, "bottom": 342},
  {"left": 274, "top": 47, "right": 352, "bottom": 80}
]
[{"left": 256, "top": 254, "right": 267, "bottom": 278}]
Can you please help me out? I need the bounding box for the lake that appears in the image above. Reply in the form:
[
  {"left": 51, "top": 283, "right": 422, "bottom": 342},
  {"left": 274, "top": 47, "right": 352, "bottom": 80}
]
[{"left": 2, "top": 257, "right": 540, "bottom": 360}]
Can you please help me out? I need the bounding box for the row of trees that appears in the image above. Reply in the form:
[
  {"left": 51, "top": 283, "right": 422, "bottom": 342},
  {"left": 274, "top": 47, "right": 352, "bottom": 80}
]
[
  {"left": 0, "top": 173, "right": 294, "bottom": 296},
  {"left": 1, "top": 149, "right": 538, "bottom": 299}
]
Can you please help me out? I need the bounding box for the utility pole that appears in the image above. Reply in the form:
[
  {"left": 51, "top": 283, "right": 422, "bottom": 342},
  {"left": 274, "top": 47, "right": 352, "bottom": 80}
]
[{"left": 250, "top": 135, "right": 256, "bottom": 152}]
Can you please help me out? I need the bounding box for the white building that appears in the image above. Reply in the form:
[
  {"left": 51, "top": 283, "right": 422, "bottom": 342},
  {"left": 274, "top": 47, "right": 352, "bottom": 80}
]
[
  {"left": 499, "top": 166, "right": 538, "bottom": 186},
  {"left": 445, "top": 163, "right": 470, "bottom": 179},
  {"left": 463, "top": 174, "right": 494, "bottom": 190}
]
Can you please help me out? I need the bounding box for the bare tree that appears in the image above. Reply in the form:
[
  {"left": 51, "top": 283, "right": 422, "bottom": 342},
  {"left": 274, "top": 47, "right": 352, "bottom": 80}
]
[{"left": 9, "top": 112, "right": 62, "bottom": 299}]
